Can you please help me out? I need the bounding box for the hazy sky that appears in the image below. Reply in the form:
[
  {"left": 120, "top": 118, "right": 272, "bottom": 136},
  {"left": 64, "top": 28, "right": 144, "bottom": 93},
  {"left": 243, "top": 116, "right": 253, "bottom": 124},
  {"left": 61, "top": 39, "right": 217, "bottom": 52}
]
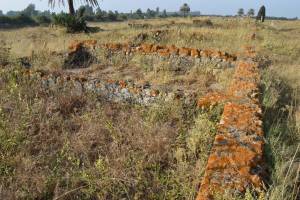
[{"left": 1, "top": 0, "right": 299, "bottom": 18}]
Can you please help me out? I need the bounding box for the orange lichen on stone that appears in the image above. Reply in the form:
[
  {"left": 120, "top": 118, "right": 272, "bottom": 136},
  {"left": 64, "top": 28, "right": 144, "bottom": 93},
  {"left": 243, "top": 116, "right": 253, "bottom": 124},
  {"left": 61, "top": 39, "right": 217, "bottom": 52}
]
[
  {"left": 68, "top": 40, "right": 98, "bottom": 53},
  {"left": 119, "top": 80, "right": 127, "bottom": 88},
  {"left": 99, "top": 42, "right": 237, "bottom": 62},
  {"left": 84, "top": 40, "right": 97, "bottom": 49},
  {"left": 211, "top": 50, "right": 222, "bottom": 58},
  {"left": 105, "top": 43, "right": 122, "bottom": 51},
  {"left": 228, "top": 61, "right": 261, "bottom": 98},
  {"left": 179, "top": 47, "right": 191, "bottom": 57},
  {"left": 139, "top": 43, "right": 153, "bottom": 53},
  {"left": 197, "top": 92, "right": 228, "bottom": 109},
  {"left": 157, "top": 48, "right": 170, "bottom": 57},
  {"left": 68, "top": 40, "right": 83, "bottom": 52},
  {"left": 201, "top": 49, "right": 213, "bottom": 58},
  {"left": 151, "top": 44, "right": 163, "bottom": 53},
  {"left": 196, "top": 57, "right": 265, "bottom": 199},
  {"left": 107, "top": 79, "right": 115, "bottom": 84},
  {"left": 191, "top": 48, "right": 200, "bottom": 58},
  {"left": 224, "top": 54, "right": 237, "bottom": 62},
  {"left": 243, "top": 45, "right": 256, "bottom": 58},
  {"left": 121, "top": 43, "right": 132, "bottom": 54},
  {"left": 168, "top": 45, "right": 179, "bottom": 55}
]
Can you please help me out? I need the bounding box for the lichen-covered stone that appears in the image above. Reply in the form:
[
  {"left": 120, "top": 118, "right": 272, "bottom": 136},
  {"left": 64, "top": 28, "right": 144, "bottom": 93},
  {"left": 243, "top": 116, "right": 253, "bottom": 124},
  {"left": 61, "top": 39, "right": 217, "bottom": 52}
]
[{"left": 196, "top": 59, "right": 265, "bottom": 200}]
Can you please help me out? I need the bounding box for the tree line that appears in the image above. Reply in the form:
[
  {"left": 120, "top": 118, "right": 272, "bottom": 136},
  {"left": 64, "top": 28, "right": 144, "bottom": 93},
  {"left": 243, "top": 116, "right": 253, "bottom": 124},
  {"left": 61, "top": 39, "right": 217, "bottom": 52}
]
[
  {"left": 0, "top": 3, "right": 195, "bottom": 25},
  {"left": 0, "top": 3, "right": 297, "bottom": 30}
]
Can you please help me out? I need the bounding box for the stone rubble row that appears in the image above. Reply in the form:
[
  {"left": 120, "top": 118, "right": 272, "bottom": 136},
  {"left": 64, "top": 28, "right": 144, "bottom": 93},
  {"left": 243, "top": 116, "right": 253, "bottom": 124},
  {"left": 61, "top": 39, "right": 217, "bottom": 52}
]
[
  {"left": 68, "top": 40, "right": 238, "bottom": 67},
  {"left": 196, "top": 47, "right": 265, "bottom": 199},
  {"left": 23, "top": 70, "right": 196, "bottom": 106}
]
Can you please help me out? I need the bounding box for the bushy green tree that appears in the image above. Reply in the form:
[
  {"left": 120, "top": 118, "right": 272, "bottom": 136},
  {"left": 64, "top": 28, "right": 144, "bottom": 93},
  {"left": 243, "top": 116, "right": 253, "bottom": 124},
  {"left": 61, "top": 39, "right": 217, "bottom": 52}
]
[
  {"left": 119, "top": 13, "right": 127, "bottom": 20},
  {"left": 135, "top": 8, "right": 143, "bottom": 19},
  {"left": 95, "top": 8, "right": 106, "bottom": 20},
  {"left": 22, "top": 4, "right": 38, "bottom": 16},
  {"left": 247, "top": 9, "right": 255, "bottom": 17},
  {"left": 237, "top": 8, "right": 244, "bottom": 16},
  {"left": 78, "top": 4, "right": 94, "bottom": 17},
  {"left": 180, "top": 3, "right": 190, "bottom": 17},
  {"left": 146, "top": 8, "right": 156, "bottom": 18},
  {"left": 107, "top": 11, "right": 117, "bottom": 21}
]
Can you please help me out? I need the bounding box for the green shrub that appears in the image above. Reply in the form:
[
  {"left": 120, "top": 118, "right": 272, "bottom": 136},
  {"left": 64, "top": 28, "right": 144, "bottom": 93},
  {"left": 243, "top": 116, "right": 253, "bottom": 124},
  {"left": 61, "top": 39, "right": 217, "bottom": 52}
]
[
  {"left": 53, "top": 13, "right": 87, "bottom": 33},
  {"left": 0, "top": 16, "right": 13, "bottom": 24},
  {"left": 262, "top": 70, "right": 299, "bottom": 200},
  {"left": 34, "top": 15, "right": 51, "bottom": 25},
  {"left": 0, "top": 14, "right": 37, "bottom": 27}
]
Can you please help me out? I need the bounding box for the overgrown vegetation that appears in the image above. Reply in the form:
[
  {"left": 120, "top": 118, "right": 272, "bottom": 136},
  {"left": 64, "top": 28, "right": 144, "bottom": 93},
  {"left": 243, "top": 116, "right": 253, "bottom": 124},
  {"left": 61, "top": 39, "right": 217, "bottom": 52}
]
[
  {"left": 53, "top": 13, "right": 88, "bottom": 33},
  {"left": 0, "top": 62, "right": 224, "bottom": 199},
  {"left": 0, "top": 14, "right": 37, "bottom": 27},
  {"left": 262, "top": 69, "right": 299, "bottom": 200},
  {"left": 0, "top": 16, "right": 299, "bottom": 199}
]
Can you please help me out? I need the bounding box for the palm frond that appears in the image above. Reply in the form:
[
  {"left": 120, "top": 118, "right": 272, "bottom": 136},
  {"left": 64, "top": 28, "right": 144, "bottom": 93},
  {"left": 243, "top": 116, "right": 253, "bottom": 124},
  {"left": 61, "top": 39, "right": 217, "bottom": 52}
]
[
  {"left": 48, "top": 0, "right": 65, "bottom": 8},
  {"left": 85, "top": 0, "right": 99, "bottom": 7},
  {"left": 48, "top": 0, "right": 99, "bottom": 8}
]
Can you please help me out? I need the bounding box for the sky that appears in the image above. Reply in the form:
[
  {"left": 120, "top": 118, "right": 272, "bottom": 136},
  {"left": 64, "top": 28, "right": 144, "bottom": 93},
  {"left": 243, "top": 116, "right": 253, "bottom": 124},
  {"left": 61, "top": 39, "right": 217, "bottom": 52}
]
[{"left": 0, "top": 0, "right": 299, "bottom": 18}]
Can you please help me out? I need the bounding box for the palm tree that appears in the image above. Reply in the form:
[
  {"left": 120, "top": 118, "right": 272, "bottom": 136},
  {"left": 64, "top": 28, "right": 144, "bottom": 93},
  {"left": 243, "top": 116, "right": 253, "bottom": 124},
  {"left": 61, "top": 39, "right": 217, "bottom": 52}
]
[{"left": 48, "top": 0, "right": 99, "bottom": 15}]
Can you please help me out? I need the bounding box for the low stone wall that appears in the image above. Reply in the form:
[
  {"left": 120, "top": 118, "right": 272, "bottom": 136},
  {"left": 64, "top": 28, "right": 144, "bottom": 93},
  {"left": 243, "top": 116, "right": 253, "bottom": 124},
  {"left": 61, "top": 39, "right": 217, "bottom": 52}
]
[
  {"left": 24, "top": 70, "right": 197, "bottom": 106},
  {"left": 102, "top": 42, "right": 237, "bottom": 63},
  {"left": 196, "top": 55, "right": 265, "bottom": 199},
  {"left": 67, "top": 40, "right": 237, "bottom": 69}
]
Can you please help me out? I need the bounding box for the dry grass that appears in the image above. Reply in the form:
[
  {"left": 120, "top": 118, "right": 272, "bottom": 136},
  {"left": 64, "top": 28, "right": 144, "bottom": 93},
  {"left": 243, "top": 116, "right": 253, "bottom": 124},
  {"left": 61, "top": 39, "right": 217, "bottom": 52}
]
[{"left": 0, "top": 16, "right": 299, "bottom": 199}]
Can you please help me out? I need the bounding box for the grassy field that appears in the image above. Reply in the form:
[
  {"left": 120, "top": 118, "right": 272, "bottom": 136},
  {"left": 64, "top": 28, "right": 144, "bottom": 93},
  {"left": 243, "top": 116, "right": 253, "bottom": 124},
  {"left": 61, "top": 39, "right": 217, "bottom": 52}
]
[{"left": 0, "top": 17, "right": 299, "bottom": 199}]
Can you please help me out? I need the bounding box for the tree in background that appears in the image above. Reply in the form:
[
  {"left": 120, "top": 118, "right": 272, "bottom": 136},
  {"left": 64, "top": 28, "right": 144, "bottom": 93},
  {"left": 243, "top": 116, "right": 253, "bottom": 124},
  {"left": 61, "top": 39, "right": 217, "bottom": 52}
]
[
  {"left": 22, "top": 4, "right": 38, "bottom": 16},
  {"left": 78, "top": 4, "right": 94, "bottom": 16},
  {"left": 146, "top": 9, "right": 156, "bottom": 18},
  {"left": 256, "top": 5, "right": 266, "bottom": 22},
  {"left": 247, "top": 9, "right": 255, "bottom": 17},
  {"left": 95, "top": 8, "right": 106, "bottom": 20},
  {"left": 180, "top": 3, "right": 190, "bottom": 17},
  {"left": 40, "top": 10, "right": 52, "bottom": 18},
  {"left": 107, "top": 11, "right": 117, "bottom": 21},
  {"left": 162, "top": 9, "right": 167, "bottom": 18},
  {"left": 135, "top": 9, "right": 143, "bottom": 19},
  {"left": 48, "top": 0, "right": 99, "bottom": 15},
  {"left": 237, "top": 8, "right": 244, "bottom": 16},
  {"left": 0, "top": 10, "right": 3, "bottom": 16},
  {"left": 156, "top": 7, "right": 160, "bottom": 17},
  {"left": 6, "top": 11, "right": 21, "bottom": 17}
]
